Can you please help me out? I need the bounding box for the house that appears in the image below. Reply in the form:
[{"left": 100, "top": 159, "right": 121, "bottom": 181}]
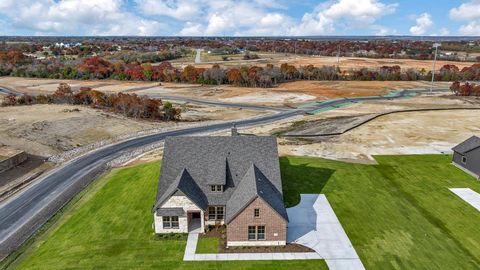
[
  {"left": 152, "top": 135, "right": 288, "bottom": 247},
  {"left": 452, "top": 135, "right": 480, "bottom": 179}
]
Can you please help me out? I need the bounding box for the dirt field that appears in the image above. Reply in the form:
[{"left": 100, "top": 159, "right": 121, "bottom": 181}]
[
  {"left": 183, "top": 52, "right": 476, "bottom": 70},
  {"left": 281, "top": 109, "right": 480, "bottom": 163},
  {"left": 231, "top": 95, "right": 480, "bottom": 163},
  {"left": 0, "top": 103, "right": 262, "bottom": 157},
  {"left": 0, "top": 76, "right": 451, "bottom": 106}
]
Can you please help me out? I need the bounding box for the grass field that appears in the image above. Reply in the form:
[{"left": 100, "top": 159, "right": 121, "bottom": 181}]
[
  {"left": 8, "top": 162, "right": 326, "bottom": 270},
  {"left": 196, "top": 237, "right": 219, "bottom": 254},
  {"left": 281, "top": 155, "right": 480, "bottom": 269},
  {"left": 7, "top": 155, "right": 480, "bottom": 269}
]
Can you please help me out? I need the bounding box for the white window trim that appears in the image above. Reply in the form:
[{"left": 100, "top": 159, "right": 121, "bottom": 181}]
[
  {"left": 208, "top": 206, "right": 225, "bottom": 220},
  {"left": 247, "top": 225, "right": 266, "bottom": 241}
]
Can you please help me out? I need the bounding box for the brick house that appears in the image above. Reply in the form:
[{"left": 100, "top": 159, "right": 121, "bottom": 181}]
[{"left": 152, "top": 135, "right": 288, "bottom": 247}]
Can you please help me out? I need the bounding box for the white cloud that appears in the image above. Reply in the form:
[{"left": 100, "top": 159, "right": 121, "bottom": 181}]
[
  {"left": 289, "top": 0, "right": 398, "bottom": 35},
  {"left": 459, "top": 21, "right": 480, "bottom": 36},
  {"left": 409, "top": 13, "right": 433, "bottom": 35},
  {"left": 449, "top": 0, "right": 480, "bottom": 21},
  {"left": 449, "top": 0, "right": 480, "bottom": 36},
  {"left": 0, "top": 0, "right": 164, "bottom": 35},
  {"left": 173, "top": 0, "right": 293, "bottom": 36},
  {"left": 372, "top": 25, "right": 397, "bottom": 36},
  {"left": 439, "top": 28, "right": 450, "bottom": 36},
  {"left": 135, "top": 0, "right": 201, "bottom": 21}
]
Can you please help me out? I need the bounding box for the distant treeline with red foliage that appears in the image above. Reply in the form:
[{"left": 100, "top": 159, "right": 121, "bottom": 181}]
[
  {"left": 450, "top": 81, "right": 480, "bottom": 96},
  {"left": 1, "top": 83, "right": 181, "bottom": 121},
  {"left": 1, "top": 53, "right": 480, "bottom": 88}
]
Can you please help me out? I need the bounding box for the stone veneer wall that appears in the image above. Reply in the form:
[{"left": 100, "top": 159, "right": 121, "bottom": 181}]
[{"left": 154, "top": 195, "right": 204, "bottom": 233}]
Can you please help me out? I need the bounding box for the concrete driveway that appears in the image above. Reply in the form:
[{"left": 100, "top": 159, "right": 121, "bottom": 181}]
[{"left": 287, "top": 194, "right": 365, "bottom": 270}]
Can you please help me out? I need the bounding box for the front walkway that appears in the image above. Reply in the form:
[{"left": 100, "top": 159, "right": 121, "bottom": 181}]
[
  {"left": 183, "top": 232, "right": 321, "bottom": 261},
  {"left": 450, "top": 188, "right": 480, "bottom": 211},
  {"left": 287, "top": 194, "right": 365, "bottom": 270}
]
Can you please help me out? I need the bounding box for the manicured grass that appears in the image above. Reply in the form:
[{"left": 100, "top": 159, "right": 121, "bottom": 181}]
[
  {"left": 10, "top": 155, "right": 480, "bottom": 269},
  {"left": 11, "top": 162, "right": 326, "bottom": 270},
  {"left": 281, "top": 154, "right": 480, "bottom": 269},
  {"left": 196, "top": 237, "right": 219, "bottom": 254}
]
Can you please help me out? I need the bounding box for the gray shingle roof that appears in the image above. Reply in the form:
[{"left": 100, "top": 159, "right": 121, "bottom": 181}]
[
  {"left": 225, "top": 164, "right": 288, "bottom": 224},
  {"left": 452, "top": 136, "right": 480, "bottom": 154},
  {"left": 155, "top": 168, "right": 209, "bottom": 210},
  {"left": 156, "top": 207, "right": 185, "bottom": 217},
  {"left": 153, "top": 136, "right": 284, "bottom": 216}
]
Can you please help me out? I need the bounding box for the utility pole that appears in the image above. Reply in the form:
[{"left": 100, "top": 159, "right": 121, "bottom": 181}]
[
  {"left": 337, "top": 45, "right": 340, "bottom": 66},
  {"left": 430, "top": 43, "right": 441, "bottom": 93}
]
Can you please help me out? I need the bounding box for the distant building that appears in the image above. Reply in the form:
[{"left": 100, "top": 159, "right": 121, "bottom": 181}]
[{"left": 452, "top": 136, "right": 480, "bottom": 179}]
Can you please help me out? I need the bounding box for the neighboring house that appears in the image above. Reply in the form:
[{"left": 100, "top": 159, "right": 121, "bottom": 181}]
[
  {"left": 452, "top": 135, "right": 480, "bottom": 179},
  {"left": 152, "top": 135, "right": 288, "bottom": 247}
]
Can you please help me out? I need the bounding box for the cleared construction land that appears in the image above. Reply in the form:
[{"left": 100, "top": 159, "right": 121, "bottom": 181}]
[
  {"left": 0, "top": 103, "right": 264, "bottom": 157},
  {"left": 174, "top": 52, "right": 477, "bottom": 70},
  {"left": 0, "top": 76, "right": 450, "bottom": 106}
]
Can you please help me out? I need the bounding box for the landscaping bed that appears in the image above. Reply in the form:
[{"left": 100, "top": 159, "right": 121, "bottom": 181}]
[{"left": 197, "top": 226, "right": 313, "bottom": 254}]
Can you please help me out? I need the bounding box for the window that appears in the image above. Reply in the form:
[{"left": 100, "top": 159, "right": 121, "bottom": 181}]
[
  {"left": 248, "top": 226, "right": 256, "bottom": 240},
  {"left": 208, "top": 206, "right": 225, "bottom": 220},
  {"left": 210, "top": 185, "right": 223, "bottom": 192},
  {"left": 462, "top": 156, "right": 467, "bottom": 164},
  {"left": 247, "top": 225, "right": 266, "bottom": 241},
  {"left": 254, "top": 208, "right": 260, "bottom": 218},
  {"left": 162, "top": 216, "right": 179, "bottom": 229},
  {"left": 257, "top": 226, "right": 265, "bottom": 240}
]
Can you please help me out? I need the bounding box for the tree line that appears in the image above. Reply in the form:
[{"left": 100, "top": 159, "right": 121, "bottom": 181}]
[
  {"left": 1, "top": 83, "right": 181, "bottom": 121},
  {"left": 1, "top": 54, "right": 480, "bottom": 88},
  {"left": 450, "top": 81, "right": 480, "bottom": 96}
]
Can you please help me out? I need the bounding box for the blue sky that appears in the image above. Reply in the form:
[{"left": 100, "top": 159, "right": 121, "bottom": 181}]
[{"left": 0, "top": 0, "right": 479, "bottom": 36}]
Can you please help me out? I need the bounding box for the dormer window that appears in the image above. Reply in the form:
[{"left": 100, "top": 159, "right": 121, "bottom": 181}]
[{"left": 210, "top": 185, "right": 223, "bottom": 192}]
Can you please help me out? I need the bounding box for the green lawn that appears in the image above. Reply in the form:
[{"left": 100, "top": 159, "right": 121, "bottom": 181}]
[
  {"left": 281, "top": 154, "right": 480, "bottom": 269},
  {"left": 7, "top": 155, "right": 480, "bottom": 270},
  {"left": 10, "top": 162, "right": 326, "bottom": 270},
  {"left": 196, "top": 237, "right": 219, "bottom": 254}
]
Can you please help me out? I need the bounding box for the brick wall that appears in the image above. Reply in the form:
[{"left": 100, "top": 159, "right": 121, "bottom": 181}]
[{"left": 227, "top": 197, "right": 286, "bottom": 245}]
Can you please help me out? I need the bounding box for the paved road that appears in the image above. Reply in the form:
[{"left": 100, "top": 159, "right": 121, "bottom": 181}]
[
  {"left": 0, "top": 86, "right": 23, "bottom": 96},
  {"left": 194, "top": 49, "right": 202, "bottom": 64},
  {"left": 0, "top": 87, "right": 449, "bottom": 260},
  {"left": 147, "top": 94, "right": 289, "bottom": 111}
]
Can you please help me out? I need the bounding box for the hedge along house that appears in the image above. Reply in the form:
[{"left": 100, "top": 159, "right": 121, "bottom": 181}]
[
  {"left": 452, "top": 135, "right": 480, "bottom": 179},
  {"left": 152, "top": 135, "right": 288, "bottom": 247}
]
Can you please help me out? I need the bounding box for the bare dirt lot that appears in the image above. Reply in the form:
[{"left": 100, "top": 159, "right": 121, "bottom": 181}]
[
  {"left": 234, "top": 95, "right": 480, "bottom": 163},
  {"left": 1, "top": 76, "right": 451, "bottom": 107},
  {"left": 0, "top": 103, "right": 263, "bottom": 157},
  {"left": 182, "top": 52, "right": 476, "bottom": 71}
]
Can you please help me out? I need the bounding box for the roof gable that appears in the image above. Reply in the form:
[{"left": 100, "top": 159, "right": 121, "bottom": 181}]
[
  {"left": 453, "top": 136, "right": 480, "bottom": 154},
  {"left": 154, "top": 168, "right": 208, "bottom": 211},
  {"left": 155, "top": 136, "right": 283, "bottom": 208},
  {"left": 225, "top": 164, "right": 288, "bottom": 224}
]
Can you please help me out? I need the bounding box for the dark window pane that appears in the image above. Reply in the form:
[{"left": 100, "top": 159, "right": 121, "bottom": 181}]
[
  {"left": 248, "top": 226, "right": 256, "bottom": 240},
  {"left": 208, "top": 207, "right": 216, "bottom": 220},
  {"left": 257, "top": 226, "right": 265, "bottom": 240},
  {"left": 254, "top": 208, "right": 260, "bottom": 217},
  {"left": 162, "top": 216, "right": 171, "bottom": 228}
]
